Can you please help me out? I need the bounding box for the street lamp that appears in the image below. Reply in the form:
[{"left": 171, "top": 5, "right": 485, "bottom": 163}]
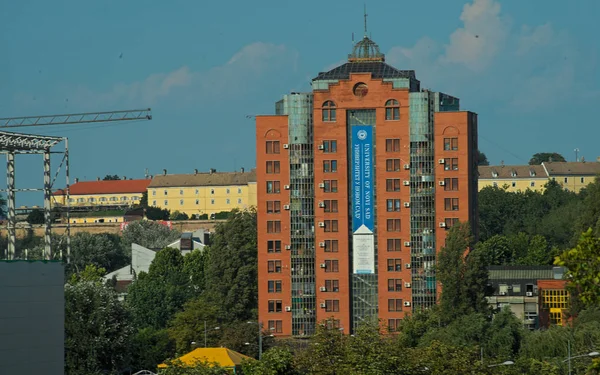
[
  {"left": 247, "top": 321, "right": 273, "bottom": 360},
  {"left": 488, "top": 360, "right": 514, "bottom": 368},
  {"left": 563, "top": 349, "right": 599, "bottom": 375},
  {"left": 191, "top": 321, "right": 220, "bottom": 348}
]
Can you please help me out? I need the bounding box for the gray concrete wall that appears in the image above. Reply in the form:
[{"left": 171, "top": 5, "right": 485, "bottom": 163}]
[{"left": 0, "top": 261, "right": 64, "bottom": 375}]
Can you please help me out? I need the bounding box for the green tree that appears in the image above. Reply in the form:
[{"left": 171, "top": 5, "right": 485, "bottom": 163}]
[
  {"left": 438, "top": 222, "right": 490, "bottom": 320},
  {"left": 555, "top": 229, "right": 600, "bottom": 311},
  {"left": 26, "top": 208, "right": 45, "bottom": 224},
  {"left": 241, "top": 347, "right": 298, "bottom": 375},
  {"left": 65, "top": 232, "right": 128, "bottom": 279},
  {"left": 183, "top": 249, "right": 207, "bottom": 292},
  {"left": 478, "top": 150, "right": 490, "bottom": 166},
  {"left": 295, "top": 320, "right": 350, "bottom": 375},
  {"left": 103, "top": 174, "right": 121, "bottom": 180},
  {"left": 138, "top": 191, "right": 148, "bottom": 207},
  {"left": 121, "top": 220, "right": 181, "bottom": 250},
  {"left": 68, "top": 264, "right": 106, "bottom": 285},
  {"left": 411, "top": 341, "right": 490, "bottom": 375},
  {"left": 65, "top": 280, "right": 132, "bottom": 375},
  {"left": 129, "top": 327, "right": 175, "bottom": 372},
  {"left": 127, "top": 248, "right": 195, "bottom": 329},
  {"left": 529, "top": 152, "right": 567, "bottom": 165},
  {"left": 171, "top": 210, "right": 190, "bottom": 221},
  {"left": 159, "top": 360, "right": 229, "bottom": 375},
  {"left": 168, "top": 297, "right": 220, "bottom": 353},
  {"left": 483, "top": 307, "right": 524, "bottom": 360},
  {"left": 0, "top": 194, "right": 6, "bottom": 217},
  {"left": 477, "top": 235, "right": 512, "bottom": 265},
  {"left": 204, "top": 208, "right": 258, "bottom": 322},
  {"left": 146, "top": 206, "right": 171, "bottom": 220}
]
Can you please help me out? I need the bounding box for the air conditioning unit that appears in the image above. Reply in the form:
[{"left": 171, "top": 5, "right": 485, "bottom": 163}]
[
  {"left": 284, "top": 185, "right": 290, "bottom": 190},
  {"left": 318, "top": 222, "right": 325, "bottom": 228},
  {"left": 319, "top": 242, "right": 326, "bottom": 248},
  {"left": 283, "top": 144, "right": 289, "bottom": 149},
  {"left": 285, "top": 306, "right": 292, "bottom": 312},
  {"left": 404, "top": 282, "right": 412, "bottom": 288},
  {"left": 438, "top": 158, "right": 445, "bottom": 164},
  {"left": 499, "top": 291, "right": 507, "bottom": 296},
  {"left": 403, "top": 202, "right": 410, "bottom": 208},
  {"left": 320, "top": 263, "right": 327, "bottom": 268},
  {"left": 283, "top": 205, "right": 290, "bottom": 210},
  {"left": 318, "top": 183, "right": 325, "bottom": 188},
  {"left": 319, "top": 286, "right": 327, "bottom": 292},
  {"left": 320, "top": 303, "right": 326, "bottom": 308},
  {"left": 318, "top": 202, "right": 325, "bottom": 208},
  {"left": 404, "top": 164, "right": 410, "bottom": 170},
  {"left": 405, "top": 263, "right": 411, "bottom": 269},
  {"left": 526, "top": 292, "right": 533, "bottom": 297},
  {"left": 318, "top": 144, "right": 325, "bottom": 150},
  {"left": 404, "top": 241, "right": 411, "bottom": 247},
  {"left": 403, "top": 180, "right": 410, "bottom": 186},
  {"left": 439, "top": 222, "right": 447, "bottom": 228},
  {"left": 439, "top": 180, "right": 446, "bottom": 186},
  {"left": 404, "top": 301, "right": 411, "bottom": 307},
  {"left": 285, "top": 245, "right": 291, "bottom": 250}
]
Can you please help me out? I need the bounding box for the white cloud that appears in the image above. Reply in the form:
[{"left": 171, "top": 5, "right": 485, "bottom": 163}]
[{"left": 517, "top": 23, "right": 554, "bottom": 55}]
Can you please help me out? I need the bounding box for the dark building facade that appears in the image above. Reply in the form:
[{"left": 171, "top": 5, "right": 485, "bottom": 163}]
[{"left": 256, "top": 34, "right": 478, "bottom": 337}]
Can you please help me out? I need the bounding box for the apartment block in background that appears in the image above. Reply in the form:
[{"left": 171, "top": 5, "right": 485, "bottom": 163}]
[{"left": 256, "top": 33, "right": 478, "bottom": 337}]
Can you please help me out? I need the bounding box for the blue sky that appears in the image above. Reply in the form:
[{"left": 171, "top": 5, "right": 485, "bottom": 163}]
[{"left": 1, "top": 0, "right": 599, "bottom": 205}]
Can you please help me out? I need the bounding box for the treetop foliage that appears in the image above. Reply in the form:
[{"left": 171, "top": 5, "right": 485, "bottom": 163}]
[{"left": 528, "top": 152, "right": 566, "bottom": 165}]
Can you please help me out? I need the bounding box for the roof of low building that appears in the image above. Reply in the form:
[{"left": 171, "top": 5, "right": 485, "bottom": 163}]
[
  {"left": 478, "top": 165, "right": 547, "bottom": 179},
  {"left": 148, "top": 169, "right": 256, "bottom": 188},
  {"left": 53, "top": 179, "right": 151, "bottom": 196},
  {"left": 313, "top": 61, "right": 416, "bottom": 81},
  {"left": 488, "top": 266, "right": 558, "bottom": 281},
  {"left": 542, "top": 161, "right": 600, "bottom": 176},
  {"left": 158, "top": 348, "right": 252, "bottom": 369}
]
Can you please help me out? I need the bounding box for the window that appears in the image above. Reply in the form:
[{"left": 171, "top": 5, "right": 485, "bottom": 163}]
[
  {"left": 268, "top": 300, "right": 283, "bottom": 313},
  {"left": 180, "top": 199, "right": 184, "bottom": 205},
  {"left": 386, "top": 138, "right": 400, "bottom": 152},
  {"left": 268, "top": 260, "right": 282, "bottom": 273},
  {"left": 325, "top": 319, "right": 341, "bottom": 329},
  {"left": 152, "top": 190, "right": 156, "bottom": 196},
  {"left": 444, "top": 178, "right": 459, "bottom": 191},
  {"left": 386, "top": 178, "right": 401, "bottom": 192},
  {"left": 325, "top": 260, "right": 339, "bottom": 272},
  {"left": 238, "top": 198, "right": 242, "bottom": 204},
  {"left": 387, "top": 239, "right": 401, "bottom": 251},
  {"left": 267, "top": 240, "right": 282, "bottom": 253},
  {"left": 444, "top": 158, "right": 459, "bottom": 171},
  {"left": 266, "top": 141, "right": 280, "bottom": 154},
  {"left": 324, "top": 180, "right": 338, "bottom": 193},
  {"left": 324, "top": 220, "right": 339, "bottom": 232},
  {"left": 324, "top": 200, "right": 338, "bottom": 213},
  {"left": 387, "top": 259, "right": 402, "bottom": 272},
  {"left": 387, "top": 199, "right": 401, "bottom": 212},
  {"left": 164, "top": 190, "right": 168, "bottom": 196},
  {"left": 324, "top": 240, "right": 339, "bottom": 252},
  {"left": 323, "top": 140, "right": 337, "bottom": 153},
  {"left": 388, "top": 279, "right": 403, "bottom": 292},
  {"left": 195, "top": 199, "right": 199, "bottom": 205},
  {"left": 268, "top": 280, "right": 282, "bottom": 293},
  {"left": 88, "top": 198, "right": 95, "bottom": 202},
  {"left": 388, "top": 299, "right": 403, "bottom": 312},
  {"left": 325, "top": 280, "right": 339, "bottom": 292},
  {"left": 238, "top": 188, "right": 242, "bottom": 194},
  {"left": 444, "top": 198, "right": 459, "bottom": 211},
  {"left": 581, "top": 177, "right": 585, "bottom": 183},
  {"left": 267, "top": 221, "right": 281, "bottom": 233},
  {"left": 387, "top": 219, "right": 401, "bottom": 232},
  {"left": 152, "top": 200, "right": 156, "bottom": 206},
  {"left": 325, "top": 300, "right": 340, "bottom": 312},
  {"left": 322, "top": 101, "right": 336, "bottom": 122},
  {"left": 444, "top": 218, "right": 459, "bottom": 228},
  {"left": 530, "top": 181, "right": 535, "bottom": 187},
  {"left": 266, "top": 181, "right": 281, "bottom": 194},
  {"left": 226, "top": 188, "right": 230, "bottom": 194},
  {"left": 323, "top": 160, "right": 338, "bottom": 173},
  {"left": 211, "top": 199, "right": 215, "bottom": 205},
  {"left": 266, "top": 161, "right": 281, "bottom": 174},
  {"left": 267, "top": 201, "right": 281, "bottom": 213},
  {"left": 386, "top": 159, "right": 401, "bottom": 172},
  {"left": 268, "top": 320, "right": 283, "bottom": 333},
  {"left": 385, "top": 99, "right": 400, "bottom": 120},
  {"left": 210, "top": 189, "right": 215, "bottom": 195},
  {"left": 226, "top": 199, "right": 230, "bottom": 204},
  {"left": 195, "top": 189, "right": 199, "bottom": 194},
  {"left": 179, "top": 189, "right": 184, "bottom": 195},
  {"left": 164, "top": 200, "right": 168, "bottom": 206},
  {"left": 513, "top": 284, "right": 521, "bottom": 293},
  {"left": 388, "top": 319, "right": 402, "bottom": 332},
  {"left": 564, "top": 177, "right": 568, "bottom": 183},
  {"left": 444, "top": 137, "right": 458, "bottom": 151}
]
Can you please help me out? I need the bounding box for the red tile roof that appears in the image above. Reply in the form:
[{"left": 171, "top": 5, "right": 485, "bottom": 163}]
[{"left": 53, "top": 179, "right": 151, "bottom": 196}]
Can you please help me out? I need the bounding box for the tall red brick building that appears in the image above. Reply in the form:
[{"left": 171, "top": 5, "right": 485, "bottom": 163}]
[{"left": 256, "top": 34, "right": 478, "bottom": 337}]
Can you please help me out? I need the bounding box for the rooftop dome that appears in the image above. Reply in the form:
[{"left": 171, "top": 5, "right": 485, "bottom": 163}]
[{"left": 348, "top": 36, "right": 385, "bottom": 63}]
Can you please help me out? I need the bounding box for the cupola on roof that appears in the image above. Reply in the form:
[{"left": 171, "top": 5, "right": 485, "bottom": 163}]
[{"left": 348, "top": 7, "right": 385, "bottom": 63}]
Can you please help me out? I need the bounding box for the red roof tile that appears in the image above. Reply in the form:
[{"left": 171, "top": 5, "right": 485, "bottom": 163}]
[{"left": 53, "top": 179, "right": 151, "bottom": 196}]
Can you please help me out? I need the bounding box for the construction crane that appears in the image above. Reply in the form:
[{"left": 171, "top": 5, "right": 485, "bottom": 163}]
[{"left": 0, "top": 108, "right": 153, "bottom": 261}]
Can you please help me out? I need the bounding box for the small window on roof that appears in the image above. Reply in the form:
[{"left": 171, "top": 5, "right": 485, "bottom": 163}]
[{"left": 492, "top": 171, "right": 499, "bottom": 178}]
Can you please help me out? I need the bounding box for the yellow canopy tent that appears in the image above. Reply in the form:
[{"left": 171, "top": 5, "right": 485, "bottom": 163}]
[{"left": 158, "top": 347, "right": 252, "bottom": 373}]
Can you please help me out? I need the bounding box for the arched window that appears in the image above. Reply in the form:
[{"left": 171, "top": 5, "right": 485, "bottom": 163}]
[
  {"left": 385, "top": 99, "right": 400, "bottom": 120},
  {"left": 322, "top": 101, "right": 337, "bottom": 122}
]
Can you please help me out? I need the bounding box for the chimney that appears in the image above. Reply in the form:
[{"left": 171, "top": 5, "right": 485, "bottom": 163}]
[
  {"left": 75, "top": 178, "right": 79, "bottom": 183},
  {"left": 241, "top": 167, "right": 245, "bottom": 173},
  {"left": 194, "top": 169, "right": 198, "bottom": 175},
  {"left": 581, "top": 157, "right": 586, "bottom": 163},
  {"left": 597, "top": 157, "right": 600, "bottom": 163},
  {"left": 96, "top": 177, "right": 100, "bottom": 181},
  {"left": 500, "top": 160, "right": 504, "bottom": 168},
  {"left": 123, "top": 176, "right": 126, "bottom": 180},
  {"left": 163, "top": 169, "right": 167, "bottom": 176},
  {"left": 209, "top": 168, "right": 215, "bottom": 174}
]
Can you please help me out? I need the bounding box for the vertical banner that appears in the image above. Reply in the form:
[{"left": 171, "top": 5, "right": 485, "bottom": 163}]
[{"left": 351, "top": 125, "right": 375, "bottom": 274}]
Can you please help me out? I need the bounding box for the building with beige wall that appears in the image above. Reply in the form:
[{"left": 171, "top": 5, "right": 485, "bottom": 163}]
[
  {"left": 148, "top": 169, "right": 257, "bottom": 217},
  {"left": 478, "top": 161, "right": 600, "bottom": 193},
  {"left": 53, "top": 178, "right": 151, "bottom": 207}
]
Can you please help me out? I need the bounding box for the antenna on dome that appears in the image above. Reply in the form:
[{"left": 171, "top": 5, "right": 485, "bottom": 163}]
[{"left": 363, "top": 4, "right": 368, "bottom": 37}]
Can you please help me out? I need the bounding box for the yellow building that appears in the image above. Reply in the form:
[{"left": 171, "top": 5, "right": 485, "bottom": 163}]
[
  {"left": 478, "top": 165, "right": 548, "bottom": 192},
  {"left": 148, "top": 168, "right": 257, "bottom": 217},
  {"left": 478, "top": 161, "right": 600, "bottom": 193},
  {"left": 52, "top": 178, "right": 151, "bottom": 207}
]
